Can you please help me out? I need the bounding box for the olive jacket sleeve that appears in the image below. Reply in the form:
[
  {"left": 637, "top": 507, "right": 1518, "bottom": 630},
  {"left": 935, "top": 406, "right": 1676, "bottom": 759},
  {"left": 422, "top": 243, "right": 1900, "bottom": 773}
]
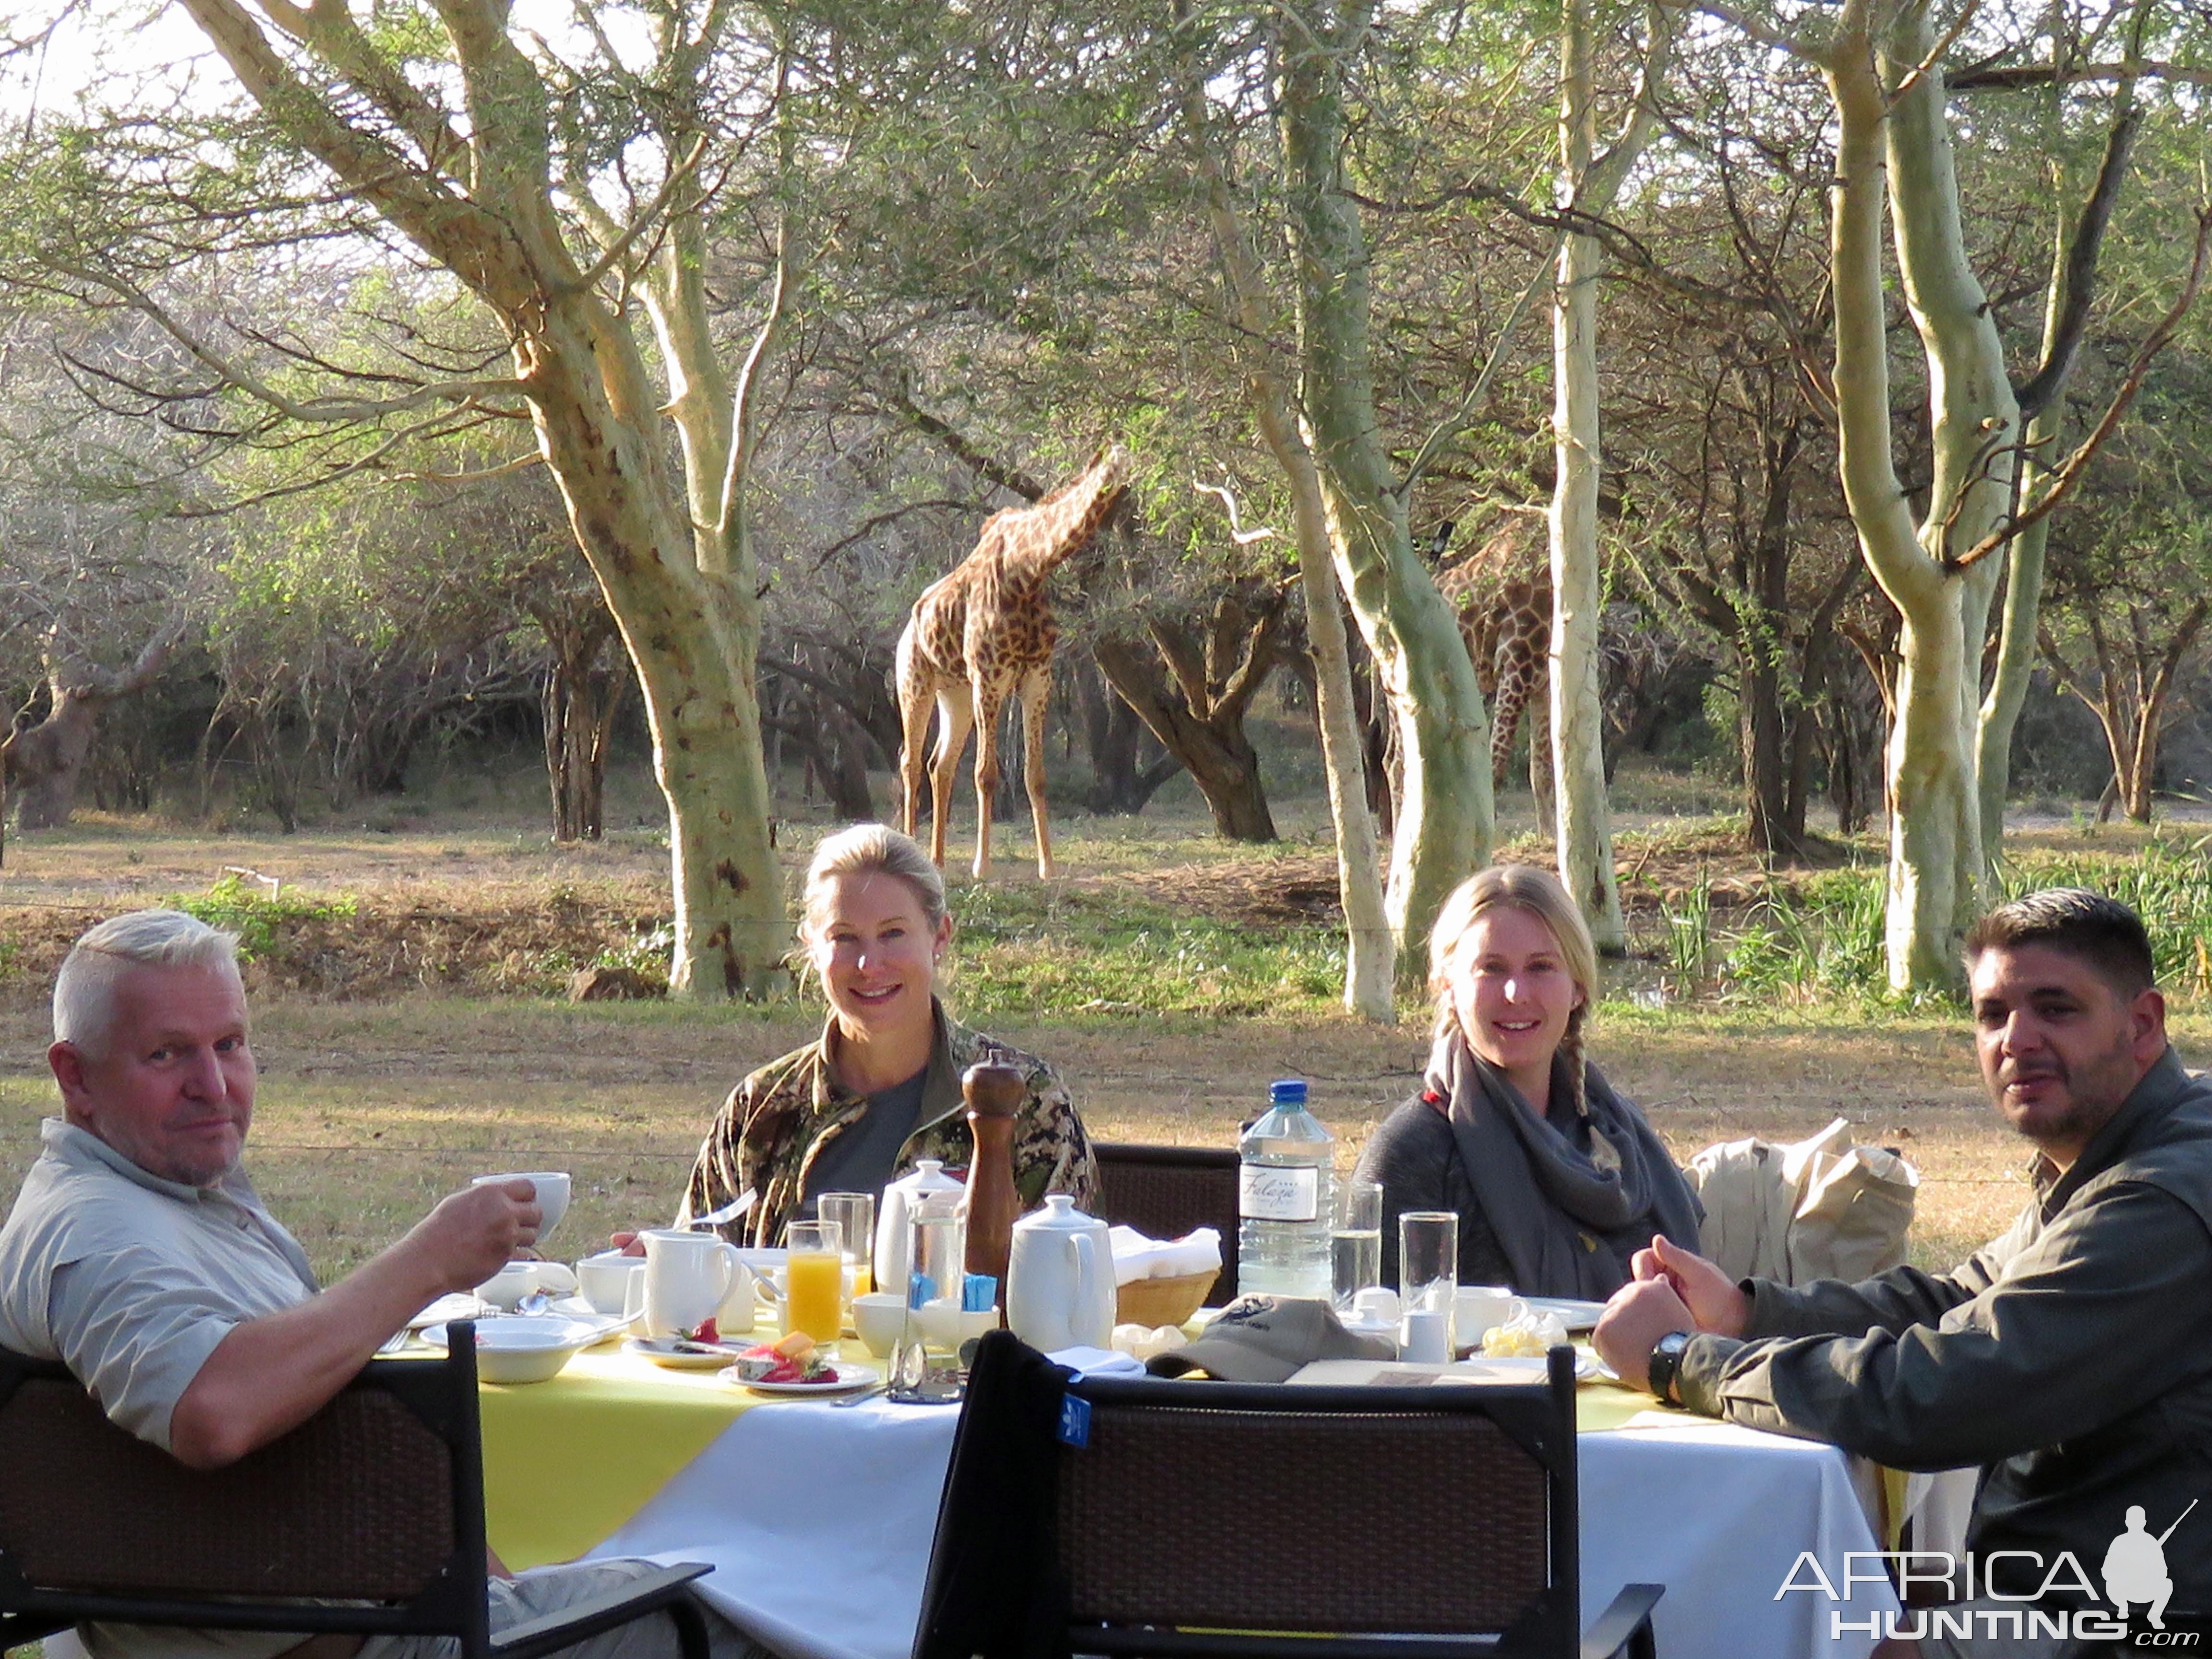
[{"left": 1673, "top": 1179, "right": 2212, "bottom": 1472}]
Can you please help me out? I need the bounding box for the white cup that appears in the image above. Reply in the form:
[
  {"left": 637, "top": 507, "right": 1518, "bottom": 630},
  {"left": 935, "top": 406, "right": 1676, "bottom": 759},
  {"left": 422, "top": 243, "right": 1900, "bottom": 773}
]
[
  {"left": 641, "top": 1228, "right": 755, "bottom": 1337},
  {"left": 577, "top": 1250, "right": 646, "bottom": 1317},
  {"left": 473, "top": 1172, "right": 571, "bottom": 1240},
  {"left": 1452, "top": 1285, "right": 1527, "bottom": 1350},
  {"left": 1398, "top": 1307, "right": 1452, "bottom": 1364},
  {"left": 852, "top": 1291, "right": 907, "bottom": 1358}
]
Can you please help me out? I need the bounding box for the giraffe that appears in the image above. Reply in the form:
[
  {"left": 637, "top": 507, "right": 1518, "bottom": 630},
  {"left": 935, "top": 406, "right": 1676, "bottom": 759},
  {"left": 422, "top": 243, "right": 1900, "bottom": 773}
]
[
  {"left": 896, "top": 443, "right": 1130, "bottom": 880},
  {"left": 1435, "top": 510, "right": 1552, "bottom": 791}
]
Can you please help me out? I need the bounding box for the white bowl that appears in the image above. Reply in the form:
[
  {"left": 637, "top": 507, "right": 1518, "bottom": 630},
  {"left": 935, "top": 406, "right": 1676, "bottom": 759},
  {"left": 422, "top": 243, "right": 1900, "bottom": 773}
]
[
  {"left": 473, "top": 1171, "right": 571, "bottom": 1238},
  {"left": 474, "top": 1261, "right": 541, "bottom": 1310},
  {"left": 852, "top": 1292, "right": 907, "bottom": 1358},
  {"left": 427, "top": 1315, "right": 599, "bottom": 1384}
]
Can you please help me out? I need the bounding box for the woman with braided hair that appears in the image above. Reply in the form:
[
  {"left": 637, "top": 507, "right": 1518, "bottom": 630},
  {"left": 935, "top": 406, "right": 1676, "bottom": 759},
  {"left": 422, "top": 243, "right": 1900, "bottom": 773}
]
[{"left": 1355, "top": 865, "right": 1702, "bottom": 1298}]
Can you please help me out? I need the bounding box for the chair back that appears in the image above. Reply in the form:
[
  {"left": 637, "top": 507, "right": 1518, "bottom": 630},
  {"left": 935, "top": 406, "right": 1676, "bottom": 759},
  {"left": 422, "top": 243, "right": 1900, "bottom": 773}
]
[
  {"left": 916, "top": 1334, "right": 1584, "bottom": 1659},
  {"left": 0, "top": 1331, "right": 491, "bottom": 1652},
  {"left": 1090, "top": 1143, "right": 1240, "bottom": 1304}
]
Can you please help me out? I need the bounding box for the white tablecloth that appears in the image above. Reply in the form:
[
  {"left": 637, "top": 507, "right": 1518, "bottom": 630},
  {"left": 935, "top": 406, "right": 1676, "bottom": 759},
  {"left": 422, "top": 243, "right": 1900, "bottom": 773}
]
[{"left": 589, "top": 1396, "right": 1903, "bottom": 1659}]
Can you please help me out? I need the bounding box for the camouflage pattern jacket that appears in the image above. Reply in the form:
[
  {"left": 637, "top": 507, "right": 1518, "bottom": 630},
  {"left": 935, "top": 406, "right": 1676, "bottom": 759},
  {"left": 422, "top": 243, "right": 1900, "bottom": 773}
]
[{"left": 677, "top": 1003, "right": 1099, "bottom": 1248}]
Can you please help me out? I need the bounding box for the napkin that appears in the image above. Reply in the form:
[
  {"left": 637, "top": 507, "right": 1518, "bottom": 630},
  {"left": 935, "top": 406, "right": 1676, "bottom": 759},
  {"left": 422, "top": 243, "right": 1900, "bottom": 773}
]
[
  {"left": 1046, "top": 1345, "right": 1146, "bottom": 1378},
  {"left": 1106, "top": 1225, "right": 1224, "bottom": 1286}
]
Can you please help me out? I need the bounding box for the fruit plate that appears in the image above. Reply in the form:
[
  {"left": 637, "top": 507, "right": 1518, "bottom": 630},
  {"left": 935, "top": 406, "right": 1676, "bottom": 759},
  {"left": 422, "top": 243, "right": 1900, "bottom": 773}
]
[
  {"left": 721, "top": 1363, "right": 880, "bottom": 1396},
  {"left": 625, "top": 1335, "right": 745, "bottom": 1370}
]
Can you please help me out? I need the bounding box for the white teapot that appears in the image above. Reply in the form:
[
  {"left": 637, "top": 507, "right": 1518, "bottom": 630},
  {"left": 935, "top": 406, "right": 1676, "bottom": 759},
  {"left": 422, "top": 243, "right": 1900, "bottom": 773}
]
[{"left": 1006, "top": 1194, "right": 1115, "bottom": 1353}]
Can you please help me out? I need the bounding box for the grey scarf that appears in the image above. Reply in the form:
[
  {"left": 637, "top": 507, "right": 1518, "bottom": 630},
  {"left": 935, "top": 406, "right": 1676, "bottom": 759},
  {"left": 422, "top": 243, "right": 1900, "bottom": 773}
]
[{"left": 1423, "top": 1029, "right": 1704, "bottom": 1299}]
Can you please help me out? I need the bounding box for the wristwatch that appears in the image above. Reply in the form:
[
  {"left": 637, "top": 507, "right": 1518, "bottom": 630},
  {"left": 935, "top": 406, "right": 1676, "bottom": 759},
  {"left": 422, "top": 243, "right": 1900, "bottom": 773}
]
[{"left": 1646, "top": 1330, "right": 1694, "bottom": 1406}]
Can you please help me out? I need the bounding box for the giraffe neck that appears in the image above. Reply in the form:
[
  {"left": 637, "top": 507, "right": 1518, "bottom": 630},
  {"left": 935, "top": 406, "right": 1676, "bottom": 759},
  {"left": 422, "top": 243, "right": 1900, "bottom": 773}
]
[{"left": 1005, "top": 458, "right": 1123, "bottom": 582}]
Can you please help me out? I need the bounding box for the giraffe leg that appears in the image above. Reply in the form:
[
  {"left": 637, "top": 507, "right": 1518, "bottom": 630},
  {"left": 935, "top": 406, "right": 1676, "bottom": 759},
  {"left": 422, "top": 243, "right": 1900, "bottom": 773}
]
[
  {"left": 1529, "top": 672, "right": 1554, "bottom": 818},
  {"left": 1491, "top": 653, "right": 1531, "bottom": 791},
  {"left": 970, "top": 684, "right": 1007, "bottom": 881},
  {"left": 1018, "top": 667, "right": 1055, "bottom": 880},
  {"left": 928, "top": 685, "right": 973, "bottom": 872},
  {"left": 897, "top": 662, "right": 938, "bottom": 846}
]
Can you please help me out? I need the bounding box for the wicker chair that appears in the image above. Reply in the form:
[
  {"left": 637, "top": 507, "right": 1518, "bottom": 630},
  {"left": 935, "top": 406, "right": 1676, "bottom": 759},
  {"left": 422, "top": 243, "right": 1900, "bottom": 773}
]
[
  {"left": 915, "top": 1335, "right": 1660, "bottom": 1659},
  {"left": 0, "top": 1326, "right": 711, "bottom": 1659},
  {"left": 1091, "top": 1142, "right": 1241, "bottom": 1305}
]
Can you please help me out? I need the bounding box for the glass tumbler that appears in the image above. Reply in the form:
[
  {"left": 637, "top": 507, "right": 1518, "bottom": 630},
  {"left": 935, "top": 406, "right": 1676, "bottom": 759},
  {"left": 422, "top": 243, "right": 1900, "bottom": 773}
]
[
  {"left": 1332, "top": 1178, "right": 1383, "bottom": 1310},
  {"left": 818, "top": 1191, "right": 877, "bottom": 1298},
  {"left": 783, "top": 1219, "right": 844, "bottom": 1345},
  {"left": 1397, "top": 1210, "right": 1460, "bottom": 1360},
  {"left": 890, "top": 1211, "right": 969, "bottom": 1401}
]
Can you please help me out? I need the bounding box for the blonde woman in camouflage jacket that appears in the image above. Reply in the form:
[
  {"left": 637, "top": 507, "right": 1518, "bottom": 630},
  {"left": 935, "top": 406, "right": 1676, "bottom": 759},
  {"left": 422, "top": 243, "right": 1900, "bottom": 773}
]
[{"left": 675, "top": 824, "right": 1097, "bottom": 1250}]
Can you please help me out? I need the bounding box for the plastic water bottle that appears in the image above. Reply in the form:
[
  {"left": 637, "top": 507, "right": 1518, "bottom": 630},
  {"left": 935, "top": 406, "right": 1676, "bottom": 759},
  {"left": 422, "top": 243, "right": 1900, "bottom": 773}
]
[{"left": 1237, "top": 1079, "right": 1335, "bottom": 1299}]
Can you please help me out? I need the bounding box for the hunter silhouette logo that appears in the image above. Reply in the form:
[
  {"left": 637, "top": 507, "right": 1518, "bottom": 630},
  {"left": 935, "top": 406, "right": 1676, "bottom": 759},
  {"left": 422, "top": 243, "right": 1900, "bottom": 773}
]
[
  {"left": 2105, "top": 1500, "right": 2196, "bottom": 1630},
  {"left": 1777, "top": 1496, "right": 2205, "bottom": 1643}
]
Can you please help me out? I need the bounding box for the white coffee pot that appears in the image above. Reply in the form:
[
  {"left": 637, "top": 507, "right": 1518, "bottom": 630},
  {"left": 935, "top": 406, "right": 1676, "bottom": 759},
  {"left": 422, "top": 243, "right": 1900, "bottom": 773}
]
[
  {"left": 875, "top": 1159, "right": 966, "bottom": 1301},
  {"left": 1005, "top": 1194, "right": 1115, "bottom": 1353}
]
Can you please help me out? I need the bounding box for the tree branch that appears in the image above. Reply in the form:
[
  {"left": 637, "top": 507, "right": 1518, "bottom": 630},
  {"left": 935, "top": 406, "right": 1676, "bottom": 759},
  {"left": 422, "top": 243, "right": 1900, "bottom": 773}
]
[
  {"left": 2014, "top": 103, "right": 2142, "bottom": 421},
  {"left": 1948, "top": 202, "right": 2212, "bottom": 571},
  {"left": 1948, "top": 60, "right": 2212, "bottom": 91},
  {"left": 49, "top": 262, "right": 524, "bottom": 423}
]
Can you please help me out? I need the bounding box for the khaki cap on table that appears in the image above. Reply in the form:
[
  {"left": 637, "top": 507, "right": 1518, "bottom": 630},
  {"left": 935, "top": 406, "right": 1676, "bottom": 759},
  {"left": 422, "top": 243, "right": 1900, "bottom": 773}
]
[{"left": 1145, "top": 1294, "right": 1393, "bottom": 1385}]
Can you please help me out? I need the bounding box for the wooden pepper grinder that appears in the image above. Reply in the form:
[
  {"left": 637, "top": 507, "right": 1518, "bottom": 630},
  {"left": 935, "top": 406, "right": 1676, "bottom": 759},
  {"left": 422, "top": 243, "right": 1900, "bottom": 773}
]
[{"left": 960, "top": 1062, "right": 1024, "bottom": 1319}]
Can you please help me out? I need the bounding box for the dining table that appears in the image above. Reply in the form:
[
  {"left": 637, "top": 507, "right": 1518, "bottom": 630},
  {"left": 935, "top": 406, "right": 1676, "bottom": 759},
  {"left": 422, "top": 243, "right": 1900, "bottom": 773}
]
[{"left": 477, "top": 1341, "right": 1915, "bottom": 1659}]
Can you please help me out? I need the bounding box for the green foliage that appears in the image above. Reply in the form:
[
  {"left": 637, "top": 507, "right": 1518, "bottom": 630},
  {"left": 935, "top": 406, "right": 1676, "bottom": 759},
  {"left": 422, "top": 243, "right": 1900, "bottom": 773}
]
[
  {"left": 164, "top": 877, "right": 361, "bottom": 962},
  {"left": 1649, "top": 840, "right": 2212, "bottom": 1011}
]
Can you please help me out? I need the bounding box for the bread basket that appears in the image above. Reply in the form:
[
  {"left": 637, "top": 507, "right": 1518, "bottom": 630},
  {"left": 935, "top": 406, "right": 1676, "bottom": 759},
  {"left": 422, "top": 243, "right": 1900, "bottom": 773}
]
[{"left": 1115, "top": 1269, "right": 1217, "bottom": 1329}]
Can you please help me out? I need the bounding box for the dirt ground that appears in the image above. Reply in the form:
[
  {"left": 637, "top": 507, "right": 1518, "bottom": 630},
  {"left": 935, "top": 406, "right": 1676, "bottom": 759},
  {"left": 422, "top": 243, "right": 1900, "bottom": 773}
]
[{"left": 0, "top": 814, "right": 2118, "bottom": 1276}]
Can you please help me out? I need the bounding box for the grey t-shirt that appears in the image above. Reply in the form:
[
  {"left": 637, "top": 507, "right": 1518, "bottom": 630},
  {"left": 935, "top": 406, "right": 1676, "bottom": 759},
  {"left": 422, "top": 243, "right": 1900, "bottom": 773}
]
[
  {"left": 0, "top": 1118, "right": 322, "bottom": 1659},
  {"left": 798, "top": 1068, "right": 929, "bottom": 1218}
]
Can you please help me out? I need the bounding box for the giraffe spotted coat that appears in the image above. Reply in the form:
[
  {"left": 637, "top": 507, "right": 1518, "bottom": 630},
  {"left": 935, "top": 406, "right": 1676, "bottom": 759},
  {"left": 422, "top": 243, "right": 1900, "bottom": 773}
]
[{"left": 677, "top": 1004, "right": 1099, "bottom": 1249}]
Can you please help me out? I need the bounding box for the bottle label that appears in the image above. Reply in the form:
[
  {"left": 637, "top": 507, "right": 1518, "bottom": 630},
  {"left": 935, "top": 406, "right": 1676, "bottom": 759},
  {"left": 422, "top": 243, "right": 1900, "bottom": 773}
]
[{"left": 1240, "top": 1165, "right": 1320, "bottom": 1222}]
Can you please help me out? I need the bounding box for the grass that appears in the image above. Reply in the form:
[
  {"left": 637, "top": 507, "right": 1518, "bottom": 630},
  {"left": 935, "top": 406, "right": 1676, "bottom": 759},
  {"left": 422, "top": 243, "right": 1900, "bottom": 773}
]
[{"left": 943, "top": 882, "right": 1347, "bottom": 1019}]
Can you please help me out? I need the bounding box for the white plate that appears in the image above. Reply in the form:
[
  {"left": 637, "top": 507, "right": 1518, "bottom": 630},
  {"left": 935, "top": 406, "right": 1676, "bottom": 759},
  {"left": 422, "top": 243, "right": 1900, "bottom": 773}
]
[
  {"left": 1449, "top": 1353, "right": 1603, "bottom": 1382},
  {"left": 625, "top": 1335, "right": 746, "bottom": 1370},
  {"left": 720, "top": 1362, "right": 879, "bottom": 1396},
  {"left": 1523, "top": 1297, "right": 1608, "bottom": 1333}
]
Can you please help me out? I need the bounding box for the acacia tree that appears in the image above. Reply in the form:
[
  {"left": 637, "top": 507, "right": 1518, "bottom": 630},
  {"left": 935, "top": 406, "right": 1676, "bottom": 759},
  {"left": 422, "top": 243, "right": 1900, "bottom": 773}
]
[
  {"left": 1704, "top": 0, "right": 2209, "bottom": 988},
  {"left": 6, "top": 0, "right": 801, "bottom": 995}
]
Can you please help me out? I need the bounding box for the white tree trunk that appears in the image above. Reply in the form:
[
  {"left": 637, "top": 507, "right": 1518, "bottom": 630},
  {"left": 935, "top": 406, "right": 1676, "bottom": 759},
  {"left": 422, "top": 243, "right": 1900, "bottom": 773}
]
[
  {"left": 1278, "top": 0, "right": 1495, "bottom": 974},
  {"left": 1546, "top": 0, "right": 1661, "bottom": 951},
  {"left": 1821, "top": 0, "right": 2016, "bottom": 990},
  {"left": 1176, "top": 17, "right": 1395, "bottom": 1018}
]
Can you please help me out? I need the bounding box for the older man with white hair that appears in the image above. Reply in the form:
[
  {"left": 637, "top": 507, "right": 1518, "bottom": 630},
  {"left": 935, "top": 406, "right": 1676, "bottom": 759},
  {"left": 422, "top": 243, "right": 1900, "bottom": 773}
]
[{"left": 0, "top": 908, "right": 748, "bottom": 1659}]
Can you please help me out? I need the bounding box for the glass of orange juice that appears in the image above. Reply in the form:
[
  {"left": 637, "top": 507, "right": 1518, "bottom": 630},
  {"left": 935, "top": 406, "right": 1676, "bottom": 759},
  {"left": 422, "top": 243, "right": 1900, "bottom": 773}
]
[
  {"left": 784, "top": 1221, "right": 844, "bottom": 1345},
  {"left": 818, "top": 1193, "right": 876, "bottom": 1301}
]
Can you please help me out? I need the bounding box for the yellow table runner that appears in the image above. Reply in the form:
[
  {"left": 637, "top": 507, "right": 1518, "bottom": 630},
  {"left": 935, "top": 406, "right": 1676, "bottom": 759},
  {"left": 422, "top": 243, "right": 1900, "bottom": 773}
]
[
  {"left": 481, "top": 1347, "right": 763, "bottom": 1568},
  {"left": 481, "top": 1343, "right": 1657, "bottom": 1568}
]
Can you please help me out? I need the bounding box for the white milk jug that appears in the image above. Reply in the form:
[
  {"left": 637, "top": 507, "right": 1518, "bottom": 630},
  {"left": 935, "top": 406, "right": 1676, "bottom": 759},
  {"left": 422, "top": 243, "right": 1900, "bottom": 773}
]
[
  {"left": 1006, "top": 1194, "right": 1115, "bottom": 1353},
  {"left": 640, "top": 1229, "right": 754, "bottom": 1337},
  {"left": 875, "top": 1159, "right": 965, "bottom": 1302}
]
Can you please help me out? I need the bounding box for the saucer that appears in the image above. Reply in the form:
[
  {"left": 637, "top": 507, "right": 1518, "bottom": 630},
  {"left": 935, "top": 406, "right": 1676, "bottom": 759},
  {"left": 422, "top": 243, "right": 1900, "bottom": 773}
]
[{"left": 625, "top": 1335, "right": 745, "bottom": 1371}]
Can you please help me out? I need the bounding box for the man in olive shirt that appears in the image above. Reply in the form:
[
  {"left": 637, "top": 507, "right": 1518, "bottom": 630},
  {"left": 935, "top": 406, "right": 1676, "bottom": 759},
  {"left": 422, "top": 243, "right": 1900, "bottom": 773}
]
[{"left": 1596, "top": 889, "right": 2212, "bottom": 1649}]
